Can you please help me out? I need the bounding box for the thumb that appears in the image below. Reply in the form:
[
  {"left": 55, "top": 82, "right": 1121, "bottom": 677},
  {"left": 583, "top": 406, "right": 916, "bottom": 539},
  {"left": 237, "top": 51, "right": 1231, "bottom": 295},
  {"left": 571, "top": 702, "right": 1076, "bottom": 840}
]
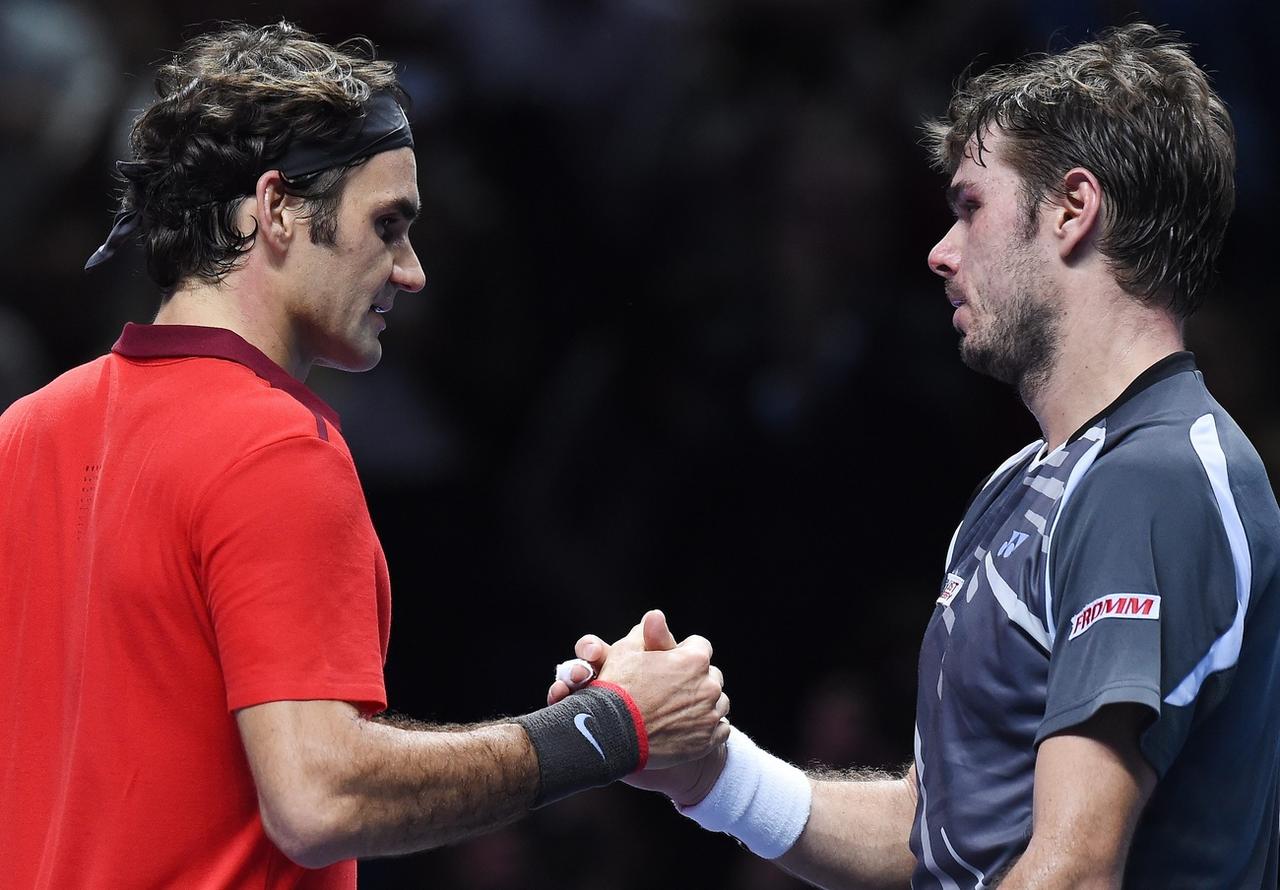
[{"left": 642, "top": 608, "right": 678, "bottom": 651}]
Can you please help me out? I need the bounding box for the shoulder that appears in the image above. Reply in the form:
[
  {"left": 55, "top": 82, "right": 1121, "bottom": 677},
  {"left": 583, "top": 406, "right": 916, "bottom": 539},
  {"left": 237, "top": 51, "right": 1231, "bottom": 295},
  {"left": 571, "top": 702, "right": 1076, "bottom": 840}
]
[
  {"left": 108, "top": 353, "right": 358, "bottom": 501},
  {"left": 1080, "top": 370, "right": 1267, "bottom": 512},
  {"left": 131, "top": 354, "right": 350, "bottom": 457},
  {"left": 1053, "top": 376, "right": 1275, "bottom": 556},
  {"left": 184, "top": 375, "right": 366, "bottom": 538},
  {"left": 1061, "top": 416, "right": 1212, "bottom": 537},
  {"left": 0, "top": 355, "right": 112, "bottom": 423},
  {"left": 205, "top": 362, "right": 337, "bottom": 439}
]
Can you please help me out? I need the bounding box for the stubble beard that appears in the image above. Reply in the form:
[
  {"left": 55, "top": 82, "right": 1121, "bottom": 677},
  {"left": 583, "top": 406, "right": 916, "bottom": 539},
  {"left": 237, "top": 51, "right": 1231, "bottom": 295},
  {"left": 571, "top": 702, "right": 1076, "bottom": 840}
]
[{"left": 957, "top": 247, "right": 1062, "bottom": 404}]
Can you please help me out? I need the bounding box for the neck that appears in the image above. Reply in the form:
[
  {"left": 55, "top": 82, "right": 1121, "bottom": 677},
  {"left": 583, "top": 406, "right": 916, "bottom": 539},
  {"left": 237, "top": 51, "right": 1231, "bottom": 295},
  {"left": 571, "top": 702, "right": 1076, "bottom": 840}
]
[
  {"left": 153, "top": 277, "right": 310, "bottom": 380},
  {"left": 1025, "top": 290, "right": 1184, "bottom": 450}
]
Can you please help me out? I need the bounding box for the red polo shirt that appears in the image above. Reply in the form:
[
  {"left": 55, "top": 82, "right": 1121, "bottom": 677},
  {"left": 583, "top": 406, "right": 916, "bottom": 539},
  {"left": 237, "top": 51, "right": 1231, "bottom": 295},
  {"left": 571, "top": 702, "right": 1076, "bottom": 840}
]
[{"left": 0, "top": 324, "right": 391, "bottom": 889}]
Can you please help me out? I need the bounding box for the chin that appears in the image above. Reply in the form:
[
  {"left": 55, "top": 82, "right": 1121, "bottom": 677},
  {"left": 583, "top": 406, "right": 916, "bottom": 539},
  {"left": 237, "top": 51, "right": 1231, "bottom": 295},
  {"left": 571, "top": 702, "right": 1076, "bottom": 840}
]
[{"left": 316, "top": 344, "right": 383, "bottom": 373}]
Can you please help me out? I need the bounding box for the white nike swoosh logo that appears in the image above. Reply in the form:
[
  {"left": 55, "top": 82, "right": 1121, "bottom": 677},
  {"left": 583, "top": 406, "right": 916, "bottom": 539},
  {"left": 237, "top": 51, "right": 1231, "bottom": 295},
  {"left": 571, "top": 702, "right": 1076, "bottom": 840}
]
[{"left": 574, "top": 713, "right": 605, "bottom": 761}]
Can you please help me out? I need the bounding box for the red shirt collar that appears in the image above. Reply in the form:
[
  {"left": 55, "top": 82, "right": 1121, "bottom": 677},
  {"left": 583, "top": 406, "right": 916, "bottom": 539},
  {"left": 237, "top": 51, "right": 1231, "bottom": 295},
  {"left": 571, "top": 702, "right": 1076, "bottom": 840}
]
[{"left": 111, "top": 323, "right": 341, "bottom": 432}]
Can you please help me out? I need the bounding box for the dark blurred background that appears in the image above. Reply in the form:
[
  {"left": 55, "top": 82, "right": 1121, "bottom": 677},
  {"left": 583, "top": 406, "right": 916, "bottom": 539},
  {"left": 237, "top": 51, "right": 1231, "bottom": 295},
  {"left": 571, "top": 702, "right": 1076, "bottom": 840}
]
[{"left": 3, "top": 0, "right": 1276, "bottom": 887}]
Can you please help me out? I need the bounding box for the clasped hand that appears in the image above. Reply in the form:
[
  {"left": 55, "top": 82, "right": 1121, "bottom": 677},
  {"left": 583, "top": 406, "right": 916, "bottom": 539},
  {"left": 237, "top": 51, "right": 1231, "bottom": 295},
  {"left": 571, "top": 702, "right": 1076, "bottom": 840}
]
[{"left": 547, "top": 610, "right": 730, "bottom": 806}]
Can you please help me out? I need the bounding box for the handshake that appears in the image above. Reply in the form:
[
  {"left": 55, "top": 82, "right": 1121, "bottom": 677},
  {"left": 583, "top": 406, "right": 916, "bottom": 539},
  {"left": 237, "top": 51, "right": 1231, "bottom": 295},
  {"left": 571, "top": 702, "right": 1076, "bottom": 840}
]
[
  {"left": 534, "top": 609, "right": 731, "bottom": 808},
  {"left": 518, "top": 609, "right": 813, "bottom": 863}
]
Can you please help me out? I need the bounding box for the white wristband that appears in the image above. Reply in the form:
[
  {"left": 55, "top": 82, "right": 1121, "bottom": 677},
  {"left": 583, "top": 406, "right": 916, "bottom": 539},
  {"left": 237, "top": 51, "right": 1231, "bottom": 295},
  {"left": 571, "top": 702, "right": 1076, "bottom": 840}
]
[{"left": 677, "top": 726, "right": 812, "bottom": 859}]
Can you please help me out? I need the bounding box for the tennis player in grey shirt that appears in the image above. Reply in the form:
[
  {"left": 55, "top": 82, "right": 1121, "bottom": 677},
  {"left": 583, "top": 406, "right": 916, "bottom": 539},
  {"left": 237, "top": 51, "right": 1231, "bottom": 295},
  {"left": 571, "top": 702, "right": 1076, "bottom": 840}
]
[
  {"left": 910, "top": 350, "right": 1279, "bottom": 888},
  {"left": 552, "top": 22, "right": 1280, "bottom": 889}
]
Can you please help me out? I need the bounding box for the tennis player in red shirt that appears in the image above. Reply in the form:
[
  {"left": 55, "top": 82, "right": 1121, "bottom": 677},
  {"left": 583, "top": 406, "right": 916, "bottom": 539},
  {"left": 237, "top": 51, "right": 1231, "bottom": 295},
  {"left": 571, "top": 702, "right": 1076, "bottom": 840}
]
[{"left": 0, "top": 21, "right": 728, "bottom": 889}]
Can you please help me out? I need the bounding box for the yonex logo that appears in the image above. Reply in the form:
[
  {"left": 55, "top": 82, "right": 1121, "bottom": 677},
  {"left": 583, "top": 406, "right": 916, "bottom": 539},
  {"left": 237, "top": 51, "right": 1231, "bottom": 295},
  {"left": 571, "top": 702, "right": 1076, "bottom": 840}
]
[
  {"left": 1068, "top": 593, "right": 1161, "bottom": 640},
  {"left": 997, "top": 531, "right": 1030, "bottom": 558},
  {"left": 574, "top": 713, "right": 605, "bottom": 760}
]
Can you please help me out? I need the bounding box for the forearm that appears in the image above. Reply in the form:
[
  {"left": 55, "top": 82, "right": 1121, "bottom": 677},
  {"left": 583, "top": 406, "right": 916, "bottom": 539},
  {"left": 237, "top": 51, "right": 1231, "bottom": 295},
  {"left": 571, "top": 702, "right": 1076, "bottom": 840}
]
[
  {"left": 775, "top": 771, "right": 917, "bottom": 890},
  {"left": 241, "top": 701, "right": 538, "bottom": 866},
  {"left": 995, "top": 856, "right": 1108, "bottom": 889},
  {"left": 330, "top": 717, "right": 538, "bottom": 858}
]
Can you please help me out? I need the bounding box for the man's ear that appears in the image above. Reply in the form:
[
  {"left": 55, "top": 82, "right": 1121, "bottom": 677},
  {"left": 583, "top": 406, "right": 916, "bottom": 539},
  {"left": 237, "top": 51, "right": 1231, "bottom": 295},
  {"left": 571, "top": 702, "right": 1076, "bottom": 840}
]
[
  {"left": 252, "top": 170, "right": 305, "bottom": 255},
  {"left": 1052, "top": 167, "right": 1103, "bottom": 260}
]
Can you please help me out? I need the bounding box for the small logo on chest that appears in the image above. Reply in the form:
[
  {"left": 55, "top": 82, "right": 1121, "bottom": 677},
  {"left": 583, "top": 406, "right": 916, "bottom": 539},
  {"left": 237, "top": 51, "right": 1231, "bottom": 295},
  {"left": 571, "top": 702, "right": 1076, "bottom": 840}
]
[
  {"left": 997, "top": 530, "right": 1030, "bottom": 558},
  {"left": 937, "top": 572, "right": 965, "bottom": 606},
  {"left": 1068, "top": 593, "right": 1161, "bottom": 640}
]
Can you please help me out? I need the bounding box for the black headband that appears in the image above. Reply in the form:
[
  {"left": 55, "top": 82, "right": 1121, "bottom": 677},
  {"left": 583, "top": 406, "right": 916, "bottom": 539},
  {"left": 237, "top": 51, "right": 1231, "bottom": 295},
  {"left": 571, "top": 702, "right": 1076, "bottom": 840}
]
[{"left": 85, "top": 92, "right": 413, "bottom": 271}]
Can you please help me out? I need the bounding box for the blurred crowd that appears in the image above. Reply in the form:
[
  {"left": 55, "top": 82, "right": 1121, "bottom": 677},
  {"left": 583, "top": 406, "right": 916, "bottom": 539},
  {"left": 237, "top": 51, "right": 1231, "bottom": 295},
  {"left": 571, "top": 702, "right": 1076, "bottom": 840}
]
[{"left": 2, "top": 1, "right": 1276, "bottom": 886}]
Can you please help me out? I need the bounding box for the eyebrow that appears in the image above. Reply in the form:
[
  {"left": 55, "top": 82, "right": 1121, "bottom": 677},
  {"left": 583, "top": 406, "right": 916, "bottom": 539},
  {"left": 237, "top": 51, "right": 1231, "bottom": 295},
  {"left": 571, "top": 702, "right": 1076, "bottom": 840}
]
[
  {"left": 378, "top": 197, "right": 420, "bottom": 222},
  {"left": 945, "top": 180, "right": 977, "bottom": 214}
]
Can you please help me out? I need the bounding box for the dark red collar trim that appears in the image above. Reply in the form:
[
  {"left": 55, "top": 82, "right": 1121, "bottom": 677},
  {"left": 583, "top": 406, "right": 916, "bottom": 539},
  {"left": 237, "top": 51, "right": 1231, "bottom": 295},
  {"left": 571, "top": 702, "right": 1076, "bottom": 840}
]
[{"left": 111, "top": 323, "right": 341, "bottom": 431}]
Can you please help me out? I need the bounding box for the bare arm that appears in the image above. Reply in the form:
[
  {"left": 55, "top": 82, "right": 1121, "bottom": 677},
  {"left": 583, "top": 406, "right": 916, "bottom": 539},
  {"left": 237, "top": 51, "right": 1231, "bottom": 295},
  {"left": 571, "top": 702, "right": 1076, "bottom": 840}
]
[
  {"left": 997, "top": 704, "right": 1156, "bottom": 889},
  {"left": 601, "top": 737, "right": 917, "bottom": 889},
  {"left": 239, "top": 610, "right": 730, "bottom": 868},
  {"left": 237, "top": 699, "right": 536, "bottom": 867},
  {"left": 775, "top": 765, "right": 917, "bottom": 890}
]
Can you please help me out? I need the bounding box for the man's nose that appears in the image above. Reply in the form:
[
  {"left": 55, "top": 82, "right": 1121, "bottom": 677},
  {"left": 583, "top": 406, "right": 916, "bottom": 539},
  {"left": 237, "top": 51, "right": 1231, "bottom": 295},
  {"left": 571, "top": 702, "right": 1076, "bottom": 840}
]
[
  {"left": 393, "top": 244, "right": 426, "bottom": 293},
  {"left": 928, "top": 223, "right": 961, "bottom": 279}
]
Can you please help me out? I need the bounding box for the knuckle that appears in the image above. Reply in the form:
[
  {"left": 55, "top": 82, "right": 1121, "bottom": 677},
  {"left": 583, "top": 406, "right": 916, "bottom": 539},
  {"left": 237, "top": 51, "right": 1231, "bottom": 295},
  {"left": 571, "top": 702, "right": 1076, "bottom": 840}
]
[{"left": 673, "top": 649, "right": 700, "bottom": 670}]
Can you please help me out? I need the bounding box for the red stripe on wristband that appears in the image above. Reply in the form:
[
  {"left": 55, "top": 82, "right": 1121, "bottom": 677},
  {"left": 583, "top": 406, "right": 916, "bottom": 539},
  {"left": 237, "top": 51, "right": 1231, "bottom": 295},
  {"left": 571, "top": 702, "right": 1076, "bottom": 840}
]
[{"left": 590, "top": 680, "right": 649, "bottom": 771}]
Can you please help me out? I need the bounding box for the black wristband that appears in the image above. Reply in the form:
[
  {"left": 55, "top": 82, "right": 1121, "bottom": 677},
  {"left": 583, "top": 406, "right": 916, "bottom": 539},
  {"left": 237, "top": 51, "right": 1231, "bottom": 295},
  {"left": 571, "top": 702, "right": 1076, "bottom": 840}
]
[{"left": 514, "top": 682, "right": 648, "bottom": 807}]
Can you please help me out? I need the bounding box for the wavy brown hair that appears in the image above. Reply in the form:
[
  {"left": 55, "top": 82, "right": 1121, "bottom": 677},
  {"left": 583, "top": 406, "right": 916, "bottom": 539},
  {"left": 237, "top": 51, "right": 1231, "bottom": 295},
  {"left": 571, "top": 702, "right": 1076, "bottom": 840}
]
[
  {"left": 119, "top": 20, "right": 406, "bottom": 293},
  {"left": 925, "top": 23, "right": 1235, "bottom": 319}
]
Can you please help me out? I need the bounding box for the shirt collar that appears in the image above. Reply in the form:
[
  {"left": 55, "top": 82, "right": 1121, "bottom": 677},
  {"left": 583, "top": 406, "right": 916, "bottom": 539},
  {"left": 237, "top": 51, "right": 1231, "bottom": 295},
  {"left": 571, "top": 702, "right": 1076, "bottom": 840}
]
[
  {"left": 1066, "top": 350, "right": 1196, "bottom": 445},
  {"left": 111, "top": 322, "right": 341, "bottom": 431}
]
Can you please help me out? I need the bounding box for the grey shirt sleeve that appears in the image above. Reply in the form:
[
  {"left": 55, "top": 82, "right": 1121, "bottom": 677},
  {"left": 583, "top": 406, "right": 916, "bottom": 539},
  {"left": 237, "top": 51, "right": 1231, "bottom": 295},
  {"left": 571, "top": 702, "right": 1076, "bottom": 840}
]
[{"left": 1037, "top": 444, "right": 1239, "bottom": 777}]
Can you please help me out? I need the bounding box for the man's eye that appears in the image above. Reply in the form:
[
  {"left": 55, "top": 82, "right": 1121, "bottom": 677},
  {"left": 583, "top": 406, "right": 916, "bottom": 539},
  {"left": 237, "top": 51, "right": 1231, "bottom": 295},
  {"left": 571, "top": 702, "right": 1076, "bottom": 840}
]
[{"left": 378, "top": 218, "right": 401, "bottom": 241}]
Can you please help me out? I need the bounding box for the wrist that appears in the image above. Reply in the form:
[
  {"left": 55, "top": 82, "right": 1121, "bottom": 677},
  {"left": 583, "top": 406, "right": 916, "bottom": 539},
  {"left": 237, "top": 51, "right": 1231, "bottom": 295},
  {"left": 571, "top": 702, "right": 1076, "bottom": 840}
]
[
  {"left": 670, "top": 742, "right": 729, "bottom": 808},
  {"left": 676, "top": 726, "right": 812, "bottom": 859},
  {"left": 513, "top": 682, "right": 648, "bottom": 808}
]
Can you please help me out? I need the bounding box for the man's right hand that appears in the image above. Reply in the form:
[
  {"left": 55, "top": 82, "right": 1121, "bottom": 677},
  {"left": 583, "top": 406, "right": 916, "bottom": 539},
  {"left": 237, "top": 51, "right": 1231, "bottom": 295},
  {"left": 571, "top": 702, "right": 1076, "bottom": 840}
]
[{"left": 548, "top": 610, "right": 730, "bottom": 804}]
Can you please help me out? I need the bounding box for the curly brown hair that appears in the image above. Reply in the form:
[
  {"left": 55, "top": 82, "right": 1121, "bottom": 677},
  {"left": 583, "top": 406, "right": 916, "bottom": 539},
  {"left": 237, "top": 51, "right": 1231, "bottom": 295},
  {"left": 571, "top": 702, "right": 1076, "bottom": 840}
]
[
  {"left": 118, "top": 20, "right": 406, "bottom": 293},
  {"left": 924, "top": 22, "right": 1235, "bottom": 319}
]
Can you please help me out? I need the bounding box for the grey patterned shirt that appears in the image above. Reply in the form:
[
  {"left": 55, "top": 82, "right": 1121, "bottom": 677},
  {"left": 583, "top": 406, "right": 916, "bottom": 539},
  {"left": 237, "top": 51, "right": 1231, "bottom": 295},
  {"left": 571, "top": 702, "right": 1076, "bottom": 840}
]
[{"left": 910, "top": 353, "right": 1280, "bottom": 889}]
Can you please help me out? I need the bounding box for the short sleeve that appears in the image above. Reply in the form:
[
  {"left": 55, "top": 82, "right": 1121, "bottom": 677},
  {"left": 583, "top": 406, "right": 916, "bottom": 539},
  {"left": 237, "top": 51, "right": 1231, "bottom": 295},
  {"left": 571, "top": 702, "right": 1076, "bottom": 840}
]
[
  {"left": 1038, "top": 451, "right": 1239, "bottom": 776},
  {"left": 193, "top": 435, "right": 387, "bottom": 714}
]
